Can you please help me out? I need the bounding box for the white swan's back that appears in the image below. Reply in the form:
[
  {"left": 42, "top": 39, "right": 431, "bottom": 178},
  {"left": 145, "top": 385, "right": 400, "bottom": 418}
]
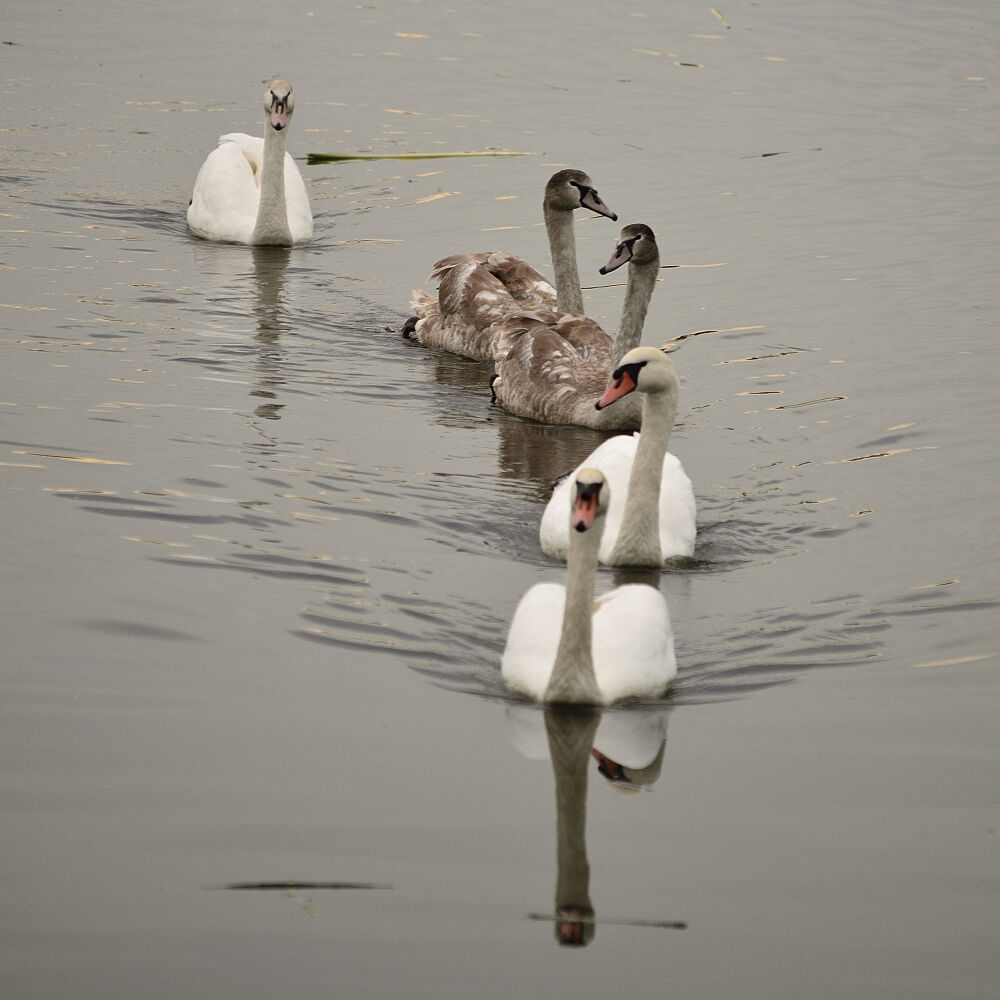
[
  {"left": 502, "top": 469, "right": 676, "bottom": 706},
  {"left": 591, "top": 584, "right": 676, "bottom": 703},
  {"left": 539, "top": 434, "right": 696, "bottom": 562},
  {"left": 187, "top": 80, "right": 313, "bottom": 246},
  {"left": 501, "top": 581, "right": 566, "bottom": 700},
  {"left": 539, "top": 347, "right": 697, "bottom": 566},
  {"left": 502, "top": 581, "right": 675, "bottom": 704}
]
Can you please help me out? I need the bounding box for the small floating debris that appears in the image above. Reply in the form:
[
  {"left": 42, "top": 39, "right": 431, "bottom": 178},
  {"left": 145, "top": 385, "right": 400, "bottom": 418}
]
[
  {"left": 770, "top": 395, "right": 846, "bottom": 409},
  {"left": 13, "top": 449, "right": 131, "bottom": 465},
  {"left": 659, "top": 324, "right": 765, "bottom": 351},
  {"left": 306, "top": 150, "right": 534, "bottom": 164},
  {"left": 913, "top": 653, "right": 993, "bottom": 669},
  {"left": 842, "top": 448, "right": 914, "bottom": 462},
  {"left": 204, "top": 880, "right": 393, "bottom": 891},
  {"left": 527, "top": 912, "right": 687, "bottom": 930}
]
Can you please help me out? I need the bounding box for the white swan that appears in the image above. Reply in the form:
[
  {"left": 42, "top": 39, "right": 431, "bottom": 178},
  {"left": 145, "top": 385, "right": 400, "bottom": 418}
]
[
  {"left": 539, "top": 346, "right": 696, "bottom": 566},
  {"left": 187, "top": 79, "right": 313, "bottom": 246},
  {"left": 502, "top": 469, "right": 676, "bottom": 705},
  {"left": 490, "top": 223, "right": 661, "bottom": 431},
  {"left": 404, "top": 169, "right": 617, "bottom": 361}
]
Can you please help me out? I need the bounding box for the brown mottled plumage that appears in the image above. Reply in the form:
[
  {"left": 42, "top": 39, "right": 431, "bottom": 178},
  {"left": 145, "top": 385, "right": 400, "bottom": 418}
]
[
  {"left": 490, "top": 224, "right": 660, "bottom": 431},
  {"left": 405, "top": 170, "right": 617, "bottom": 361}
]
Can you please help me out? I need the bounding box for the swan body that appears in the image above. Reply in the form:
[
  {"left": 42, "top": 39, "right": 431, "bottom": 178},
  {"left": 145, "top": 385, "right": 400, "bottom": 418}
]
[
  {"left": 404, "top": 169, "right": 617, "bottom": 361},
  {"left": 491, "top": 224, "right": 661, "bottom": 431},
  {"left": 187, "top": 80, "right": 313, "bottom": 246},
  {"left": 502, "top": 470, "right": 676, "bottom": 705},
  {"left": 539, "top": 346, "right": 696, "bottom": 566}
]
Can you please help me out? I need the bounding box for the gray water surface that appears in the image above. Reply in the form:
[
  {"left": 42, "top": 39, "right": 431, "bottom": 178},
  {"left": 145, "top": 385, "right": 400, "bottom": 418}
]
[{"left": 3, "top": 1, "right": 999, "bottom": 997}]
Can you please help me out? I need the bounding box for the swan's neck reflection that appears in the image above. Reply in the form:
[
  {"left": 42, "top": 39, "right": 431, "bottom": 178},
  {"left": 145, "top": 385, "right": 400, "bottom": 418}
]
[
  {"left": 251, "top": 246, "right": 291, "bottom": 344},
  {"left": 546, "top": 707, "right": 599, "bottom": 946},
  {"left": 250, "top": 246, "right": 290, "bottom": 421}
]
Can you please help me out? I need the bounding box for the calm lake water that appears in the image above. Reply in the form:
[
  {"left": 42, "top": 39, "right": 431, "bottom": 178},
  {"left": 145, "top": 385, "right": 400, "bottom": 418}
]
[{"left": 3, "top": 1, "right": 998, "bottom": 997}]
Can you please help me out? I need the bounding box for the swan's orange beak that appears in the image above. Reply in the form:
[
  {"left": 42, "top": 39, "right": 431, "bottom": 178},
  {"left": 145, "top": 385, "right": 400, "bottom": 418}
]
[
  {"left": 270, "top": 97, "right": 289, "bottom": 131},
  {"left": 592, "top": 748, "right": 629, "bottom": 783},
  {"left": 572, "top": 491, "right": 599, "bottom": 532},
  {"left": 595, "top": 367, "right": 637, "bottom": 410}
]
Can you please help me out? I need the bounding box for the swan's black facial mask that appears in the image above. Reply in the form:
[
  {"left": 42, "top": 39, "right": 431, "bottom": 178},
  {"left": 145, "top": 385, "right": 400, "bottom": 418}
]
[
  {"left": 599, "top": 236, "right": 639, "bottom": 275},
  {"left": 269, "top": 94, "right": 290, "bottom": 131},
  {"left": 594, "top": 359, "right": 646, "bottom": 411},
  {"left": 572, "top": 182, "right": 618, "bottom": 222},
  {"left": 611, "top": 360, "right": 646, "bottom": 390}
]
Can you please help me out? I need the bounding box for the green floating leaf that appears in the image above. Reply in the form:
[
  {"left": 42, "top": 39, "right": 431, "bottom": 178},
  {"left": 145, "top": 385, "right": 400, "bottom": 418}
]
[{"left": 306, "top": 150, "right": 535, "bottom": 164}]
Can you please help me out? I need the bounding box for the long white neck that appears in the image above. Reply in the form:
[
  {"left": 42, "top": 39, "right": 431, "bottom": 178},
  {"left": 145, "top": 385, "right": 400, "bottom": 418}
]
[
  {"left": 544, "top": 202, "right": 584, "bottom": 315},
  {"left": 608, "top": 381, "right": 678, "bottom": 566},
  {"left": 252, "top": 125, "right": 292, "bottom": 246},
  {"left": 544, "top": 518, "right": 604, "bottom": 704},
  {"left": 612, "top": 259, "right": 658, "bottom": 367}
]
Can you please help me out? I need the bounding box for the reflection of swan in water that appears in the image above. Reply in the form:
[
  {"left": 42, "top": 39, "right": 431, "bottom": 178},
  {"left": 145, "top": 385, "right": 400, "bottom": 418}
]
[
  {"left": 416, "top": 351, "right": 608, "bottom": 494},
  {"left": 506, "top": 705, "right": 674, "bottom": 946},
  {"left": 187, "top": 242, "right": 292, "bottom": 421},
  {"left": 249, "top": 246, "right": 292, "bottom": 419},
  {"left": 420, "top": 352, "right": 495, "bottom": 396},
  {"left": 588, "top": 710, "right": 668, "bottom": 791},
  {"left": 507, "top": 706, "right": 670, "bottom": 789},
  {"left": 187, "top": 79, "right": 313, "bottom": 246},
  {"left": 250, "top": 246, "right": 291, "bottom": 340},
  {"left": 495, "top": 418, "right": 608, "bottom": 503},
  {"left": 502, "top": 470, "right": 676, "bottom": 704},
  {"left": 546, "top": 708, "right": 599, "bottom": 946},
  {"left": 410, "top": 321, "right": 618, "bottom": 493}
]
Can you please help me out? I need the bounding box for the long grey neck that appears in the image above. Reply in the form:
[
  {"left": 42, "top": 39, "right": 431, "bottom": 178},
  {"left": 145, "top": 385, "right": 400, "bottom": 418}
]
[
  {"left": 608, "top": 384, "right": 678, "bottom": 566},
  {"left": 612, "top": 259, "right": 659, "bottom": 367},
  {"left": 252, "top": 125, "right": 293, "bottom": 246},
  {"left": 544, "top": 202, "right": 585, "bottom": 315},
  {"left": 544, "top": 520, "right": 604, "bottom": 704},
  {"left": 546, "top": 709, "right": 599, "bottom": 918}
]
